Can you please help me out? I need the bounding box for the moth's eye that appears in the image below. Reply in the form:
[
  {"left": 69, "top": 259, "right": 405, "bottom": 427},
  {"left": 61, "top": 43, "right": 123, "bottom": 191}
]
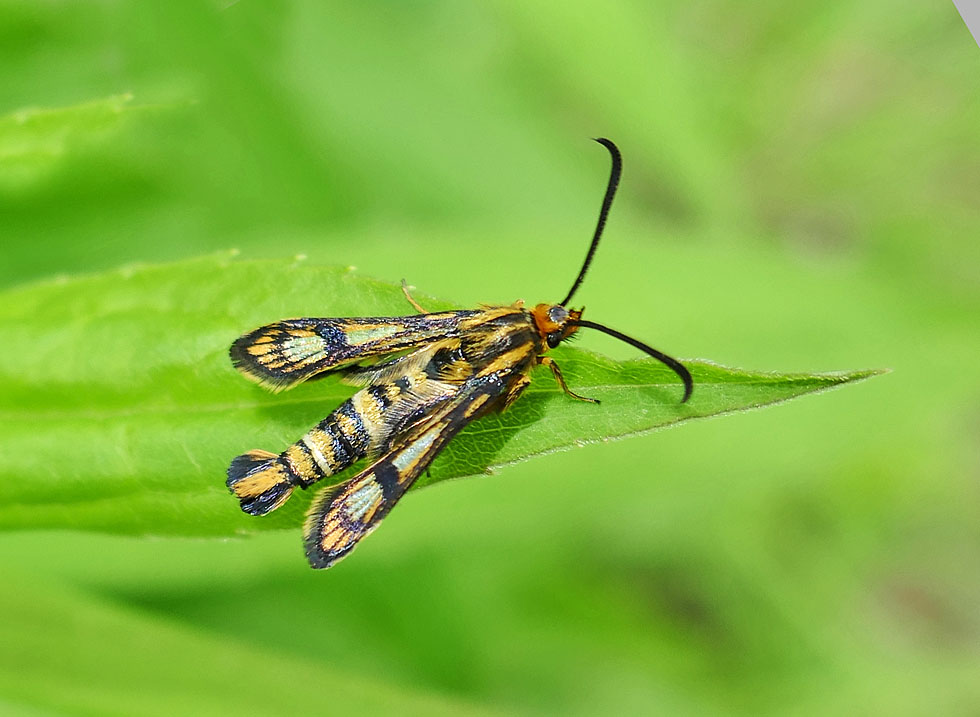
[
  {"left": 546, "top": 331, "right": 563, "bottom": 349},
  {"left": 547, "top": 306, "right": 568, "bottom": 324}
]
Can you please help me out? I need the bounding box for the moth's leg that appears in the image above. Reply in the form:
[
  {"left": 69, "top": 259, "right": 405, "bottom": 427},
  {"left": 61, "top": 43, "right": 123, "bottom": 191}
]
[
  {"left": 501, "top": 374, "right": 532, "bottom": 411},
  {"left": 538, "top": 356, "right": 600, "bottom": 404},
  {"left": 401, "top": 279, "right": 427, "bottom": 314}
]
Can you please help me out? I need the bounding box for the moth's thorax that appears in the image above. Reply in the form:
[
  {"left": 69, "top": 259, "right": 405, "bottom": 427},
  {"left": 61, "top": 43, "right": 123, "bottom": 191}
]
[{"left": 530, "top": 303, "right": 582, "bottom": 349}]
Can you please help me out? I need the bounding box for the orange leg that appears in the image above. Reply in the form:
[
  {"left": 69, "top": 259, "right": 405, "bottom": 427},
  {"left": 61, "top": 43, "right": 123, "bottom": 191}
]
[
  {"left": 539, "top": 356, "right": 600, "bottom": 404},
  {"left": 401, "top": 280, "right": 427, "bottom": 313}
]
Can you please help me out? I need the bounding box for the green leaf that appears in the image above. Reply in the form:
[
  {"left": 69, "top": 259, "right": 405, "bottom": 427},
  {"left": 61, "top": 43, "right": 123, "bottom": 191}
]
[
  {"left": 0, "top": 254, "right": 881, "bottom": 537},
  {"left": 0, "top": 569, "right": 495, "bottom": 716},
  {"left": 0, "top": 94, "right": 145, "bottom": 193}
]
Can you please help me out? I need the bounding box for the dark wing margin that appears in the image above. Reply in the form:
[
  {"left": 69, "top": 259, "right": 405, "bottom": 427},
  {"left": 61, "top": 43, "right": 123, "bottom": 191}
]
[
  {"left": 302, "top": 373, "right": 509, "bottom": 569},
  {"left": 229, "top": 311, "right": 478, "bottom": 392}
]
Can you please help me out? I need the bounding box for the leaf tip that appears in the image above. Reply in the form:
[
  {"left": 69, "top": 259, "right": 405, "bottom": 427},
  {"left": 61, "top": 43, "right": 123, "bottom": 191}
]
[{"left": 840, "top": 367, "right": 890, "bottom": 383}]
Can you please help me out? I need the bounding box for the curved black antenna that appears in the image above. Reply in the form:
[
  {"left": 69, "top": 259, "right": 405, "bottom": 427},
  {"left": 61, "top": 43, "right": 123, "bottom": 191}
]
[
  {"left": 569, "top": 319, "right": 693, "bottom": 403},
  {"left": 560, "top": 137, "right": 622, "bottom": 307}
]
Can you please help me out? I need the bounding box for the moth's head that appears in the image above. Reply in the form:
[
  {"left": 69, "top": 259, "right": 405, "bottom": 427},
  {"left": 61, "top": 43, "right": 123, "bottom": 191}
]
[{"left": 531, "top": 303, "right": 583, "bottom": 349}]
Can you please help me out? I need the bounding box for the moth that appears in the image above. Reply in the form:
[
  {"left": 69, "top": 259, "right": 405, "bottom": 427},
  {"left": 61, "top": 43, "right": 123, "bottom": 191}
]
[{"left": 227, "top": 138, "right": 693, "bottom": 569}]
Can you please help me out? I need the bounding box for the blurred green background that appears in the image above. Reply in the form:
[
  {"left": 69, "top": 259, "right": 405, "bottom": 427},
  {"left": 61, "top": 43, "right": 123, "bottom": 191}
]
[{"left": 1, "top": 1, "right": 979, "bottom": 714}]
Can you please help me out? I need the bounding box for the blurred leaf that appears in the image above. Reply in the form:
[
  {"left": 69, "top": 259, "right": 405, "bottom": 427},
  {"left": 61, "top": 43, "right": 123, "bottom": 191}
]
[
  {"left": 0, "top": 571, "right": 494, "bottom": 716},
  {"left": 0, "top": 254, "right": 879, "bottom": 537},
  {"left": 0, "top": 94, "right": 142, "bottom": 193},
  {"left": 1, "top": 3, "right": 978, "bottom": 715}
]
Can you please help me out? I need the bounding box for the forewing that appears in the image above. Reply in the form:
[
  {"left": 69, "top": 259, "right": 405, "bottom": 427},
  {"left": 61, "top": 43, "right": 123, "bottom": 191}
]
[
  {"left": 303, "top": 373, "right": 509, "bottom": 569},
  {"left": 230, "top": 311, "right": 478, "bottom": 392}
]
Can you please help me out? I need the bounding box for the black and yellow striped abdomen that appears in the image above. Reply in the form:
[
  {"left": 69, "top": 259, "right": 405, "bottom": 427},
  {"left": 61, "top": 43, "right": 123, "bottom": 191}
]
[
  {"left": 226, "top": 385, "right": 393, "bottom": 516},
  {"left": 290, "top": 387, "right": 389, "bottom": 486},
  {"left": 226, "top": 361, "right": 460, "bottom": 516}
]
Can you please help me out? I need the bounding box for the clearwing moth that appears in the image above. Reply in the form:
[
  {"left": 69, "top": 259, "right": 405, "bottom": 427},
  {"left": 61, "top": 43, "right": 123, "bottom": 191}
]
[{"left": 227, "top": 138, "right": 693, "bottom": 569}]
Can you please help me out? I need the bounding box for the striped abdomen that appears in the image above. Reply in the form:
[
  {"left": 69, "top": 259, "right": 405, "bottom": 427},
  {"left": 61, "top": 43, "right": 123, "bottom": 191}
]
[{"left": 226, "top": 386, "right": 394, "bottom": 516}]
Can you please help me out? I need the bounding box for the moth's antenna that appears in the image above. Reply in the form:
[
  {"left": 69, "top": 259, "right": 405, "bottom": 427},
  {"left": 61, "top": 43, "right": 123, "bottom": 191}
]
[
  {"left": 560, "top": 137, "right": 622, "bottom": 307},
  {"left": 569, "top": 318, "right": 693, "bottom": 403}
]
